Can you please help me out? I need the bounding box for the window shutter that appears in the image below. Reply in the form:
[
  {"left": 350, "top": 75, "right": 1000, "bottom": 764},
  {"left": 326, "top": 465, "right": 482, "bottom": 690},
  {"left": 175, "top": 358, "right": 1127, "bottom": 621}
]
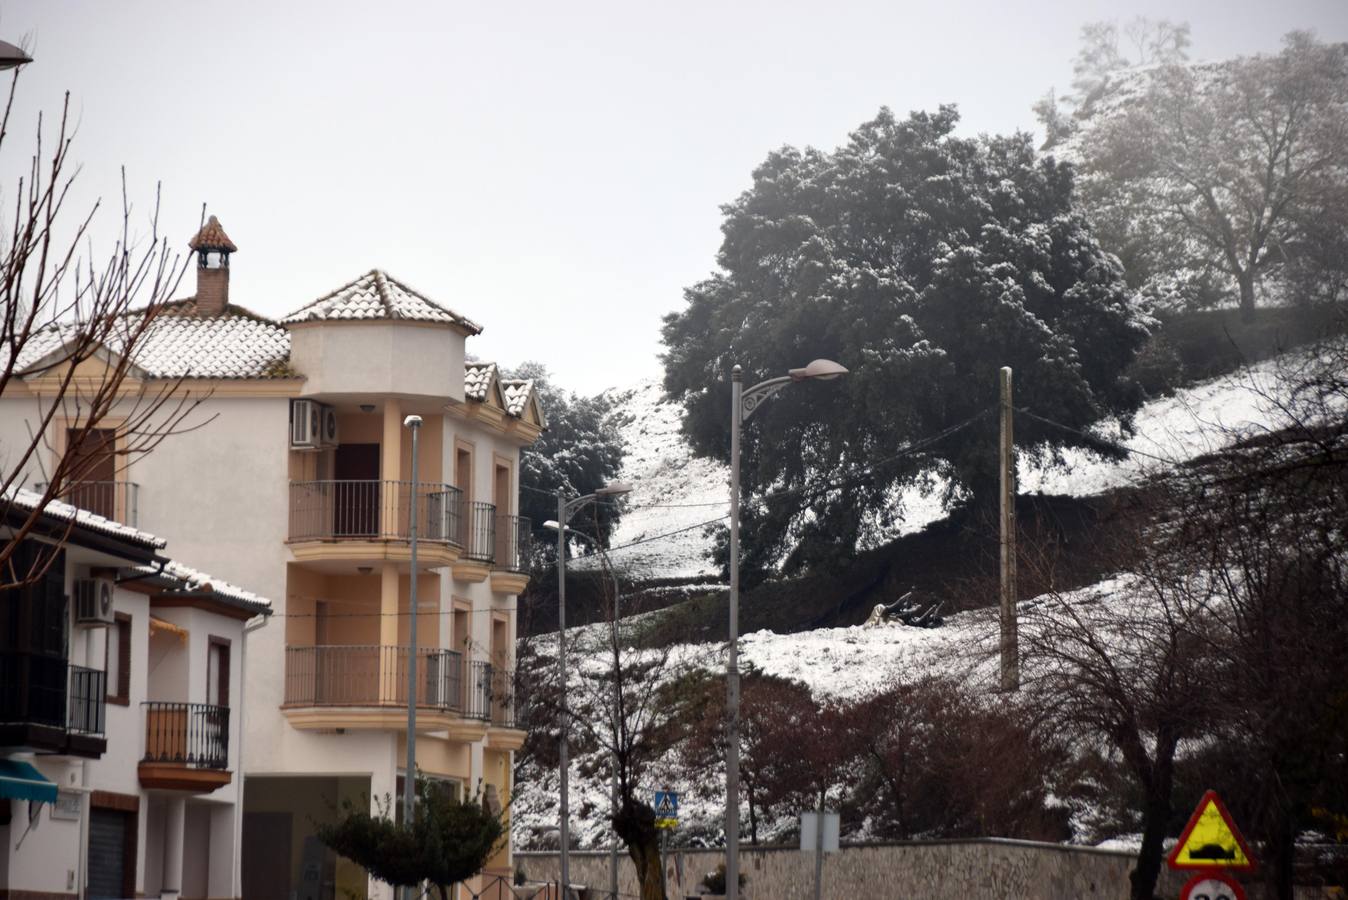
[
  {"left": 116, "top": 618, "right": 131, "bottom": 701},
  {"left": 218, "top": 643, "right": 230, "bottom": 708}
]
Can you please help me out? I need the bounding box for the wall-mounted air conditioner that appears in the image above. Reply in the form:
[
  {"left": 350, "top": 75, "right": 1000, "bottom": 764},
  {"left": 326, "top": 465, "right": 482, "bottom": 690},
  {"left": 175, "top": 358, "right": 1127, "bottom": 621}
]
[
  {"left": 320, "top": 405, "right": 339, "bottom": 448},
  {"left": 290, "top": 399, "right": 322, "bottom": 450},
  {"left": 74, "top": 576, "right": 115, "bottom": 626}
]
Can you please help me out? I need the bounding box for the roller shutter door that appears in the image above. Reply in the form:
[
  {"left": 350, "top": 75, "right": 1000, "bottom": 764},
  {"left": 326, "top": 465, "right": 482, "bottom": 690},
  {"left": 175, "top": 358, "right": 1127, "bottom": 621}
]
[{"left": 88, "top": 808, "right": 132, "bottom": 898}]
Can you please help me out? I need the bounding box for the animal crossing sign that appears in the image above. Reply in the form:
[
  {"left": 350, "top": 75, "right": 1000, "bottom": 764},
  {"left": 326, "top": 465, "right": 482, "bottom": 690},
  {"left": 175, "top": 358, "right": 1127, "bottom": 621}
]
[{"left": 1168, "top": 790, "right": 1256, "bottom": 900}]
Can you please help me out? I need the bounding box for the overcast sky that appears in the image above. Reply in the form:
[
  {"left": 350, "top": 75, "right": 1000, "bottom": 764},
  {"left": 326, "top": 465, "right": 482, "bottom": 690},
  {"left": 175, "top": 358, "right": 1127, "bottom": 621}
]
[{"left": 2, "top": 0, "right": 1346, "bottom": 394}]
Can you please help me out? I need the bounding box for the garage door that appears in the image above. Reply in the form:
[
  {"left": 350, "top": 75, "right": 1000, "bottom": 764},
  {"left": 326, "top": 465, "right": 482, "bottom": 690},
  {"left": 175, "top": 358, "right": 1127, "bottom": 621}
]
[{"left": 88, "top": 808, "right": 133, "bottom": 899}]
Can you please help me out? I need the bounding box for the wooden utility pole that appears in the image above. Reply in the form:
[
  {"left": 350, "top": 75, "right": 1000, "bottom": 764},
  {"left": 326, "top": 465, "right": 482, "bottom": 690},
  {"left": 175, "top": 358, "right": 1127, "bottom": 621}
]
[{"left": 999, "top": 366, "right": 1019, "bottom": 691}]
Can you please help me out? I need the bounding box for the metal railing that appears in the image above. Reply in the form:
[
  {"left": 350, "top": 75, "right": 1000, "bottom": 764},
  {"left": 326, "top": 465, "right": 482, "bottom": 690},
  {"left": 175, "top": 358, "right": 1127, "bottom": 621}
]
[
  {"left": 68, "top": 665, "right": 107, "bottom": 735},
  {"left": 494, "top": 514, "right": 532, "bottom": 574},
  {"left": 0, "top": 652, "right": 107, "bottom": 737},
  {"left": 488, "top": 663, "right": 515, "bottom": 727},
  {"left": 34, "top": 481, "right": 138, "bottom": 526},
  {"left": 288, "top": 480, "right": 464, "bottom": 544},
  {"left": 142, "top": 702, "right": 228, "bottom": 769},
  {"left": 466, "top": 660, "right": 493, "bottom": 721},
  {"left": 459, "top": 501, "right": 497, "bottom": 563},
  {"left": 283, "top": 645, "right": 467, "bottom": 712}
]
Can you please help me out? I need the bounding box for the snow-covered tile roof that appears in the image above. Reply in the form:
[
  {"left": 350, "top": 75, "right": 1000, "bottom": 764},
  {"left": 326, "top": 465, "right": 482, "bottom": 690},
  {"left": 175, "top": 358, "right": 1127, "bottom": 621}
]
[
  {"left": 13, "top": 303, "right": 293, "bottom": 380},
  {"left": 4, "top": 486, "right": 168, "bottom": 548},
  {"left": 5, "top": 487, "right": 272, "bottom": 614},
  {"left": 282, "top": 270, "right": 482, "bottom": 333},
  {"left": 500, "top": 379, "right": 535, "bottom": 418},
  {"left": 464, "top": 361, "right": 497, "bottom": 402},
  {"left": 127, "top": 559, "right": 272, "bottom": 616}
]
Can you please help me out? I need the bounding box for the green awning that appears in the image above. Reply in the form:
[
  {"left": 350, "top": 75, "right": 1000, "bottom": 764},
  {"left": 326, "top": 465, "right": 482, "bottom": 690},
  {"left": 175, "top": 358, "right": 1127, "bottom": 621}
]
[{"left": 0, "top": 759, "right": 57, "bottom": 804}]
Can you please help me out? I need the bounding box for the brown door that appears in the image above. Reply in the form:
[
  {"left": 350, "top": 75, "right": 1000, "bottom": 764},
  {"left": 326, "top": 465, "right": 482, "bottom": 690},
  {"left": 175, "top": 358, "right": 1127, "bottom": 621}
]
[
  {"left": 242, "top": 811, "right": 292, "bottom": 900},
  {"left": 333, "top": 444, "right": 379, "bottom": 537},
  {"left": 66, "top": 427, "right": 117, "bottom": 518}
]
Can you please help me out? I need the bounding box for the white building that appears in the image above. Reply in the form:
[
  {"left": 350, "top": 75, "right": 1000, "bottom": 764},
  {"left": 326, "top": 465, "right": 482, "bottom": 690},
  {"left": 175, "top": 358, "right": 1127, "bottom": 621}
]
[
  {"left": 2, "top": 217, "right": 543, "bottom": 899},
  {"left": 1, "top": 488, "right": 272, "bottom": 900}
]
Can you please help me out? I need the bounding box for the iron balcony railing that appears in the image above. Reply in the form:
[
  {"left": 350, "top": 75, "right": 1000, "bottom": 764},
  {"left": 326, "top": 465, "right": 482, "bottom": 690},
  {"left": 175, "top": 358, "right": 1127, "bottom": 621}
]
[
  {"left": 284, "top": 645, "right": 468, "bottom": 713},
  {"left": 34, "top": 481, "right": 138, "bottom": 526},
  {"left": 459, "top": 501, "right": 496, "bottom": 563},
  {"left": 142, "top": 702, "right": 229, "bottom": 769},
  {"left": 493, "top": 515, "right": 531, "bottom": 574},
  {"left": 288, "top": 480, "right": 464, "bottom": 544},
  {"left": 487, "top": 663, "right": 515, "bottom": 728},
  {"left": 0, "top": 652, "right": 106, "bottom": 737}
]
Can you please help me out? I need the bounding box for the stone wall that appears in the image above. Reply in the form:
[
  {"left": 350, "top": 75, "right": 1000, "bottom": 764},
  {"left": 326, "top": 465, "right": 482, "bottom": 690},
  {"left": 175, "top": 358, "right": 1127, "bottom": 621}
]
[{"left": 515, "top": 839, "right": 1192, "bottom": 900}]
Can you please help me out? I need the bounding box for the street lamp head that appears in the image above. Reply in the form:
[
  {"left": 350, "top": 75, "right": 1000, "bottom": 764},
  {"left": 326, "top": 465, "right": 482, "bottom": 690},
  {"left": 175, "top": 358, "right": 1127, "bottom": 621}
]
[
  {"left": 403, "top": 414, "right": 423, "bottom": 428},
  {"left": 788, "top": 358, "right": 848, "bottom": 382},
  {"left": 542, "top": 520, "right": 562, "bottom": 532},
  {"left": 593, "top": 481, "right": 633, "bottom": 497},
  {"left": 0, "top": 41, "right": 32, "bottom": 71}
]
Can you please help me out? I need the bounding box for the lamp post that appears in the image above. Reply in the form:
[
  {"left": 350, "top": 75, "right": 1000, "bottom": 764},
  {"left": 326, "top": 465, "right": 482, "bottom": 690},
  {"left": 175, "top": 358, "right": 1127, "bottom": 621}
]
[
  {"left": 725, "top": 359, "right": 846, "bottom": 900},
  {"left": 556, "top": 482, "right": 632, "bottom": 896},
  {"left": 544, "top": 521, "right": 622, "bottom": 899},
  {"left": 402, "top": 414, "right": 423, "bottom": 900}
]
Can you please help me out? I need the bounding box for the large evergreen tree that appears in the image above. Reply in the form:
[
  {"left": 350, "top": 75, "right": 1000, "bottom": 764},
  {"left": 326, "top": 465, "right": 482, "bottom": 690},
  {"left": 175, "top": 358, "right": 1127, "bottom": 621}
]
[
  {"left": 508, "top": 362, "right": 625, "bottom": 560},
  {"left": 662, "top": 106, "right": 1148, "bottom": 576}
]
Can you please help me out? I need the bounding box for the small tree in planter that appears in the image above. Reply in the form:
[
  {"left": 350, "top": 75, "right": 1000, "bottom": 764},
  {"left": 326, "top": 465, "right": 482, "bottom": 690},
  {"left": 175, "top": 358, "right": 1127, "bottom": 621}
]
[{"left": 317, "top": 776, "right": 504, "bottom": 900}]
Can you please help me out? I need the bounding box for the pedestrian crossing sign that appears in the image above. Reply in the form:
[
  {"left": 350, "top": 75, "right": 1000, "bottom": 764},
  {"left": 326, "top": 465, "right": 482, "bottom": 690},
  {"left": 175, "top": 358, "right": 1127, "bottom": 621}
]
[
  {"left": 654, "top": 790, "right": 679, "bottom": 829},
  {"left": 1168, "top": 790, "right": 1256, "bottom": 871}
]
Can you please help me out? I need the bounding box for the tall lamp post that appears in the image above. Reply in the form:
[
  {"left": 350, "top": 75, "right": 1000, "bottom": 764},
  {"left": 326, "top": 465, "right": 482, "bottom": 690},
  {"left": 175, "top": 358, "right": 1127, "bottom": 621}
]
[
  {"left": 725, "top": 359, "right": 846, "bottom": 900},
  {"left": 544, "top": 521, "right": 622, "bottom": 899},
  {"left": 402, "top": 414, "right": 423, "bottom": 900},
  {"left": 556, "top": 482, "right": 632, "bottom": 895}
]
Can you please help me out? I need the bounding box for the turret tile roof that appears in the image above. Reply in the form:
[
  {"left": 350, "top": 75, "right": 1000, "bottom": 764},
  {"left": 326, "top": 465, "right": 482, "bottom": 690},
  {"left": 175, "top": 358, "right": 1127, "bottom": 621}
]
[{"left": 281, "top": 269, "right": 482, "bottom": 332}]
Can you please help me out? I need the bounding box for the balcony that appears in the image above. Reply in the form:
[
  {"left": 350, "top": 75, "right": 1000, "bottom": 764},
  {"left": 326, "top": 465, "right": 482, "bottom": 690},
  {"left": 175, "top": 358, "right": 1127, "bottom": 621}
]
[
  {"left": 138, "top": 702, "right": 231, "bottom": 792},
  {"left": 452, "top": 501, "right": 497, "bottom": 582},
  {"left": 490, "top": 514, "right": 531, "bottom": 593},
  {"left": 281, "top": 645, "right": 496, "bottom": 736},
  {"left": 34, "top": 480, "right": 138, "bottom": 526},
  {"left": 287, "top": 480, "right": 464, "bottom": 568},
  {"left": 484, "top": 662, "right": 515, "bottom": 729},
  {"left": 0, "top": 651, "right": 107, "bottom": 757}
]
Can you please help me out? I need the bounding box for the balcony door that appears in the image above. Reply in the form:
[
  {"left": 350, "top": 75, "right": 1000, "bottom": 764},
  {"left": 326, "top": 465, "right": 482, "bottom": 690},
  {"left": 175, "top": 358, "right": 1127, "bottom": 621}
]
[
  {"left": 333, "top": 444, "right": 379, "bottom": 537},
  {"left": 67, "top": 427, "right": 116, "bottom": 519}
]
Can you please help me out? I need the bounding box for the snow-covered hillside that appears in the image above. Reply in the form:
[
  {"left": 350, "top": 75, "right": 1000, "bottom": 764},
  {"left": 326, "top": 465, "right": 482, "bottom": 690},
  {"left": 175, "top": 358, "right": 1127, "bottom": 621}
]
[
  {"left": 595, "top": 354, "right": 1316, "bottom": 584},
  {"left": 516, "top": 347, "right": 1338, "bottom": 849}
]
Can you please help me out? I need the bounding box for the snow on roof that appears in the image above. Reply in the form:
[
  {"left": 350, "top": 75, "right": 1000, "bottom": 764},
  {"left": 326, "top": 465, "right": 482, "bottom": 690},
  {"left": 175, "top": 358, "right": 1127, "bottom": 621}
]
[
  {"left": 4, "top": 486, "right": 168, "bottom": 548},
  {"left": 13, "top": 303, "right": 293, "bottom": 380},
  {"left": 464, "top": 361, "right": 497, "bottom": 402},
  {"left": 4, "top": 487, "right": 271, "bottom": 614},
  {"left": 500, "top": 379, "right": 534, "bottom": 418},
  {"left": 282, "top": 269, "right": 483, "bottom": 333},
  {"left": 128, "top": 558, "right": 272, "bottom": 616}
]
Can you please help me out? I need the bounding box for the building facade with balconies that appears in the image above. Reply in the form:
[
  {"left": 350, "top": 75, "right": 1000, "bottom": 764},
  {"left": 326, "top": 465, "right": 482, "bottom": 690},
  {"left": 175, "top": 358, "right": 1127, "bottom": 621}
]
[
  {"left": 0, "top": 218, "right": 543, "bottom": 899},
  {"left": 0, "top": 488, "right": 271, "bottom": 900}
]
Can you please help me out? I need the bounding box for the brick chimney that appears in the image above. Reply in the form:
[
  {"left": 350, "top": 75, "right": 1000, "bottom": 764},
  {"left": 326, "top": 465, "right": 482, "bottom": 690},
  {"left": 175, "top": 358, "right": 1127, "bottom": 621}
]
[{"left": 187, "top": 215, "right": 237, "bottom": 316}]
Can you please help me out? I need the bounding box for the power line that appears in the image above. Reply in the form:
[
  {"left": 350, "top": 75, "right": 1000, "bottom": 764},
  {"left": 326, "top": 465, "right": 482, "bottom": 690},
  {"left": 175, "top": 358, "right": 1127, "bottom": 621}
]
[{"left": 1015, "top": 407, "right": 1181, "bottom": 467}]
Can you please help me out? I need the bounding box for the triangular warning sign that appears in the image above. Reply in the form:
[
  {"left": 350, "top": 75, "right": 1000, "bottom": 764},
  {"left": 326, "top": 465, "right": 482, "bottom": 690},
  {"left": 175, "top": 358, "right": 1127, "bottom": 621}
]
[{"left": 1168, "top": 790, "right": 1256, "bottom": 871}]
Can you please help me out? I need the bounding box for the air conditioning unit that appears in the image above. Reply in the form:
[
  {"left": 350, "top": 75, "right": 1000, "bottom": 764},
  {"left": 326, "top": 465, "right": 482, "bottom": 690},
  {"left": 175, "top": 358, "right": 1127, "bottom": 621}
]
[
  {"left": 74, "top": 576, "right": 115, "bottom": 626},
  {"left": 290, "top": 399, "right": 322, "bottom": 450},
  {"left": 320, "top": 405, "right": 339, "bottom": 448}
]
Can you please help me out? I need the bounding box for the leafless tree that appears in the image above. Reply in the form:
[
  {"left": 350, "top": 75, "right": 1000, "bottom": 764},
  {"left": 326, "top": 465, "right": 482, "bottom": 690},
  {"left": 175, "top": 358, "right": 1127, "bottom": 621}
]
[
  {"left": 0, "top": 70, "right": 201, "bottom": 586},
  {"left": 1019, "top": 515, "right": 1221, "bottom": 900}
]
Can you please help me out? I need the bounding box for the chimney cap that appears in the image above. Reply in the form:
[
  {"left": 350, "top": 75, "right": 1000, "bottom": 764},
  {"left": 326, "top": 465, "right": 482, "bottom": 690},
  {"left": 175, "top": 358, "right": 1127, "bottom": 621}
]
[{"left": 189, "top": 215, "right": 237, "bottom": 253}]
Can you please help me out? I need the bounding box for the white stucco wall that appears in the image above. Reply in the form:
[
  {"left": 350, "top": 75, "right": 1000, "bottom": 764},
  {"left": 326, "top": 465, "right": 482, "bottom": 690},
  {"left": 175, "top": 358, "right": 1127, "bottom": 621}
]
[{"left": 290, "top": 321, "right": 466, "bottom": 403}]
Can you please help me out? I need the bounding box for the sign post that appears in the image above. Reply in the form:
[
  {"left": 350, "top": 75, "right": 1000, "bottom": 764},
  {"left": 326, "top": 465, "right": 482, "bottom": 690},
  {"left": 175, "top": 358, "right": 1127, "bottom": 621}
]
[
  {"left": 1167, "top": 790, "right": 1256, "bottom": 900},
  {"left": 800, "top": 809, "right": 839, "bottom": 900},
  {"left": 654, "top": 791, "right": 679, "bottom": 898}
]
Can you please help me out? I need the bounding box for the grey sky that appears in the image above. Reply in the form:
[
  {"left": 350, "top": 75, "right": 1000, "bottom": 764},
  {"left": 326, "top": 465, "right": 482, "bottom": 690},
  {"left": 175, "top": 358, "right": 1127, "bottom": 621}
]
[{"left": 3, "top": 0, "right": 1346, "bottom": 394}]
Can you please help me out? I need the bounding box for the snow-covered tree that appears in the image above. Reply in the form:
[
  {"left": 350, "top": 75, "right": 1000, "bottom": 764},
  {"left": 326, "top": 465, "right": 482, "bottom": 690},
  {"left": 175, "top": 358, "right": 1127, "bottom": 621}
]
[
  {"left": 508, "top": 362, "right": 625, "bottom": 561},
  {"left": 1078, "top": 32, "right": 1348, "bottom": 318},
  {"left": 662, "top": 106, "right": 1149, "bottom": 577}
]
